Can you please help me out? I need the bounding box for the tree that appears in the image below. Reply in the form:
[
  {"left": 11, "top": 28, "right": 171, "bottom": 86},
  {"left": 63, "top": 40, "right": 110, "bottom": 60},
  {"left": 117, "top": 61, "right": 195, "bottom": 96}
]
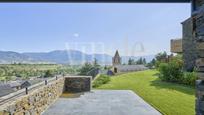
[
  {"left": 128, "top": 58, "right": 135, "bottom": 65},
  {"left": 151, "top": 58, "right": 156, "bottom": 65},
  {"left": 142, "top": 58, "right": 146, "bottom": 64},
  {"left": 136, "top": 57, "right": 143, "bottom": 64},
  {"left": 93, "top": 58, "right": 100, "bottom": 68},
  {"left": 5, "top": 76, "right": 12, "bottom": 81},
  {"left": 155, "top": 51, "right": 167, "bottom": 62},
  {"left": 147, "top": 58, "right": 156, "bottom": 68},
  {"left": 79, "top": 62, "right": 94, "bottom": 75},
  {"left": 44, "top": 70, "right": 54, "bottom": 78}
]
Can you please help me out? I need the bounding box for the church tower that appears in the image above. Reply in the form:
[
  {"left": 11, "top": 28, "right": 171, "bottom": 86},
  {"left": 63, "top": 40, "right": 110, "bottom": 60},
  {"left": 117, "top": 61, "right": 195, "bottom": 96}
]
[{"left": 112, "top": 50, "right": 121, "bottom": 65}]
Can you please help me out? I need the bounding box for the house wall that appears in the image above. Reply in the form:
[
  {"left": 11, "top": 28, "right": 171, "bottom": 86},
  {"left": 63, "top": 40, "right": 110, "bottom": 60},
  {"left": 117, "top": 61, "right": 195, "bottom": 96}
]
[
  {"left": 193, "top": 0, "right": 204, "bottom": 114},
  {"left": 182, "top": 17, "right": 197, "bottom": 72}
]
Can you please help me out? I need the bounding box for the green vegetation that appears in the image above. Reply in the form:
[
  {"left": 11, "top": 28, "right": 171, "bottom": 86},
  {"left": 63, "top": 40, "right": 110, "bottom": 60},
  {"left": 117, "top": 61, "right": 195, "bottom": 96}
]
[
  {"left": 78, "top": 60, "right": 100, "bottom": 78},
  {"left": 158, "top": 54, "right": 197, "bottom": 86},
  {"left": 128, "top": 57, "right": 146, "bottom": 65},
  {"left": 97, "top": 70, "right": 195, "bottom": 115},
  {"left": 44, "top": 70, "right": 55, "bottom": 78},
  {"left": 146, "top": 58, "right": 156, "bottom": 68},
  {"left": 78, "top": 62, "right": 94, "bottom": 75},
  {"left": 92, "top": 74, "right": 110, "bottom": 88},
  {"left": 0, "top": 64, "right": 77, "bottom": 81},
  {"left": 159, "top": 62, "right": 197, "bottom": 86}
]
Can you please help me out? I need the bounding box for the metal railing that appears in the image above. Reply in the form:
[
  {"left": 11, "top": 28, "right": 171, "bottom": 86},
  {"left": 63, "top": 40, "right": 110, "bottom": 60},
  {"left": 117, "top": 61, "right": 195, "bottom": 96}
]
[{"left": 0, "top": 75, "right": 64, "bottom": 106}]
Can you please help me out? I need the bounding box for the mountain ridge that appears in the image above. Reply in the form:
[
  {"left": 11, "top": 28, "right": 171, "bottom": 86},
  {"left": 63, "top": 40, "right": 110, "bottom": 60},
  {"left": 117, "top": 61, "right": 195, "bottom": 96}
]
[{"left": 0, "top": 50, "right": 155, "bottom": 65}]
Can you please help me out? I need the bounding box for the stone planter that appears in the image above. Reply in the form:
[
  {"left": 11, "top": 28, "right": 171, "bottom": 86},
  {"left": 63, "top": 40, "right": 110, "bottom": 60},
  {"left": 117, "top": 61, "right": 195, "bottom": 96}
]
[{"left": 64, "top": 76, "right": 91, "bottom": 93}]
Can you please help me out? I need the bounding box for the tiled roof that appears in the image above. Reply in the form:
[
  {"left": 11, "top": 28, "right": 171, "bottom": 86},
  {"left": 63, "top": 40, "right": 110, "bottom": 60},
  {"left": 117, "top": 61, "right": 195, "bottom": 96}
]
[
  {"left": 114, "top": 65, "right": 148, "bottom": 72},
  {"left": 0, "top": 83, "right": 14, "bottom": 97}
]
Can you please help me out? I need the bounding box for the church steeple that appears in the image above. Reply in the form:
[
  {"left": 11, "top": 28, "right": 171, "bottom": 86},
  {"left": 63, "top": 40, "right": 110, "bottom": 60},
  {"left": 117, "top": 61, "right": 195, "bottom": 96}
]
[
  {"left": 114, "top": 50, "right": 120, "bottom": 57},
  {"left": 112, "top": 50, "right": 121, "bottom": 65}
]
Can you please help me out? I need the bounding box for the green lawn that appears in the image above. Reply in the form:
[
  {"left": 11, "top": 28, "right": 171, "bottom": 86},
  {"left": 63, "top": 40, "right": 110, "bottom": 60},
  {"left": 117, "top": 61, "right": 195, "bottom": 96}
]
[{"left": 97, "top": 70, "right": 195, "bottom": 115}]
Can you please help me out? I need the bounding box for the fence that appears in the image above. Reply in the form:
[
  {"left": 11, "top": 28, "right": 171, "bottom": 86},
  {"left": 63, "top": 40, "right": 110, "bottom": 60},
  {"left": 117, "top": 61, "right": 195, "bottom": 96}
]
[{"left": 0, "top": 75, "right": 64, "bottom": 106}]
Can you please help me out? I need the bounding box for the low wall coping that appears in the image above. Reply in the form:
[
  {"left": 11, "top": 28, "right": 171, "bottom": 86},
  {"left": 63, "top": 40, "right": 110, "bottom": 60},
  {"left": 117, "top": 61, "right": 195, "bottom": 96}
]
[{"left": 64, "top": 76, "right": 92, "bottom": 78}]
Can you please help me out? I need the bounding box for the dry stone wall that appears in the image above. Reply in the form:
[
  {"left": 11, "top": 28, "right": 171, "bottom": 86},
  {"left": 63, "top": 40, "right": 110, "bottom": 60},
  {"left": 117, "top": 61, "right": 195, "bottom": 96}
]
[
  {"left": 0, "top": 78, "right": 64, "bottom": 115},
  {"left": 192, "top": 0, "right": 204, "bottom": 114}
]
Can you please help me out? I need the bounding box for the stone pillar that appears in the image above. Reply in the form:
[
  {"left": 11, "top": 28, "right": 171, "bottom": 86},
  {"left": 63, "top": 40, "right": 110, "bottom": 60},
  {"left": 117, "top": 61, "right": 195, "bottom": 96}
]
[{"left": 192, "top": 0, "right": 204, "bottom": 114}]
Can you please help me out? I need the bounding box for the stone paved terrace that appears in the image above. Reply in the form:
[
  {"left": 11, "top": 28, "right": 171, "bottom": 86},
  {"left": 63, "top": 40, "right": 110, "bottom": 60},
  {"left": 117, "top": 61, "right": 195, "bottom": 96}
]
[{"left": 42, "top": 90, "right": 161, "bottom": 115}]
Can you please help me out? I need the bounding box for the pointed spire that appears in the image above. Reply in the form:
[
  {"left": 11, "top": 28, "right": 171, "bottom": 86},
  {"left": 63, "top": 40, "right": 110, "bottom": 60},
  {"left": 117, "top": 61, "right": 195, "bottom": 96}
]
[
  {"left": 113, "top": 50, "right": 121, "bottom": 65},
  {"left": 114, "top": 50, "right": 120, "bottom": 57}
]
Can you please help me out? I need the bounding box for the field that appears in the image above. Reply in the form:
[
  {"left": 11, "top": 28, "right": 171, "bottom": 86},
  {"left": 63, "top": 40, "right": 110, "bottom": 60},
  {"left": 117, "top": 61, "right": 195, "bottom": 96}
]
[
  {"left": 97, "top": 70, "right": 195, "bottom": 115},
  {"left": 0, "top": 64, "right": 79, "bottom": 81}
]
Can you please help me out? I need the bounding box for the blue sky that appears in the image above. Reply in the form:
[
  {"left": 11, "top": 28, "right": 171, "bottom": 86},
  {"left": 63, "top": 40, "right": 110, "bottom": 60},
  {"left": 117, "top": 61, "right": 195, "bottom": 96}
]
[{"left": 0, "top": 3, "right": 190, "bottom": 56}]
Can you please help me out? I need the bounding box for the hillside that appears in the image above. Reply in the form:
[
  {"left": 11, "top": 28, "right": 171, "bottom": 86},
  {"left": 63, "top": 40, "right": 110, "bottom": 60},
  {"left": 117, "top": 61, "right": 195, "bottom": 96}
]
[{"left": 0, "top": 50, "right": 154, "bottom": 65}]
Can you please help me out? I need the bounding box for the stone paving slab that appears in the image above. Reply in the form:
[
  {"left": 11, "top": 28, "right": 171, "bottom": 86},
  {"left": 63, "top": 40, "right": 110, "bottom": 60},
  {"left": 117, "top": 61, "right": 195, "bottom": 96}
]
[{"left": 42, "top": 90, "right": 161, "bottom": 115}]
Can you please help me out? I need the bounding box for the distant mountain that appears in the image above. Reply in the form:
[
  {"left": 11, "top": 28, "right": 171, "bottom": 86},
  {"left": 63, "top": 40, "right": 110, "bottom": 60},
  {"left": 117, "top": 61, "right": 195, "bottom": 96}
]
[
  {"left": 0, "top": 51, "right": 34, "bottom": 64},
  {"left": 0, "top": 50, "right": 155, "bottom": 65},
  {"left": 23, "top": 50, "right": 112, "bottom": 65}
]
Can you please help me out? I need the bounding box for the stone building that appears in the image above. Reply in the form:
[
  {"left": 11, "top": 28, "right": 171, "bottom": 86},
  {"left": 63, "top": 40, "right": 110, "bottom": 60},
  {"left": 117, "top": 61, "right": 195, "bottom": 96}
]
[
  {"left": 112, "top": 50, "right": 147, "bottom": 73},
  {"left": 192, "top": 0, "right": 204, "bottom": 114},
  {"left": 170, "top": 18, "right": 197, "bottom": 72}
]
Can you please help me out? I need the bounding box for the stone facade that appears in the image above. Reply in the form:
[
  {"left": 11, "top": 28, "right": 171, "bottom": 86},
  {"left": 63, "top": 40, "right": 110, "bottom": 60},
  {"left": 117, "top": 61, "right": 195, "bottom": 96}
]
[
  {"left": 64, "top": 76, "right": 91, "bottom": 93},
  {"left": 0, "top": 78, "right": 64, "bottom": 115},
  {"left": 170, "top": 39, "right": 182, "bottom": 53},
  {"left": 192, "top": 0, "right": 204, "bottom": 114},
  {"left": 182, "top": 18, "right": 198, "bottom": 72}
]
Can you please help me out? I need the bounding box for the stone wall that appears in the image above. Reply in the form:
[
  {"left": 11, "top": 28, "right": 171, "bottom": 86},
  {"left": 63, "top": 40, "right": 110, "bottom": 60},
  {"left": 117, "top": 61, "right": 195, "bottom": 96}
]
[
  {"left": 64, "top": 76, "right": 91, "bottom": 93},
  {"left": 182, "top": 17, "right": 197, "bottom": 72},
  {"left": 192, "top": 0, "right": 204, "bottom": 114},
  {"left": 0, "top": 77, "right": 64, "bottom": 115},
  {"left": 170, "top": 39, "right": 182, "bottom": 53}
]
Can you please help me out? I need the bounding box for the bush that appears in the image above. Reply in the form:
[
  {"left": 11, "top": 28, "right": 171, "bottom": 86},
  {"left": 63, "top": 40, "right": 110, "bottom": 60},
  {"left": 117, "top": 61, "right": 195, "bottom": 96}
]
[
  {"left": 159, "top": 62, "right": 183, "bottom": 83},
  {"left": 158, "top": 61, "right": 197, "bottom": 86},
  {"left": 158, "top": 63, "right": 169, "bottom": 81},
  {"left": 78, "top": 62, "right": 93, "bottom": 75},
  {"left": 182, "top": 72, "right": 197, "bottom": 86},
  {"left": 92, "top": 74, "right": 110, "bottom": 88},
  {"left": 44, "top": 70, "right": 54, "bottom": 78}
]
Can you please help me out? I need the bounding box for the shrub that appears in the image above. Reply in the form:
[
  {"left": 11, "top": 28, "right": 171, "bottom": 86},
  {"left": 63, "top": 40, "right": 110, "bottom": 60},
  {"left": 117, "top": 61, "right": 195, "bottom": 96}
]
[
  {"left": 78, "top": 62, "right": 93, "bottom": 75},
  {"left": 92, "top": 74, "right": 110, "bottom": 88},
  {"left": 182, "top": 72, "right": 197, "bottom": 86},
  {"left": 158, "top": 63, "right": 169, "bottom": 81},
  {"left": 44, "top": 70, "right": 54, "bottom": 78},
  {"left": 159, "top": 62, "right": 183, "bottom": 83},
  {"left": 158, "top": 61, "right": 197, "bottom": 86}
]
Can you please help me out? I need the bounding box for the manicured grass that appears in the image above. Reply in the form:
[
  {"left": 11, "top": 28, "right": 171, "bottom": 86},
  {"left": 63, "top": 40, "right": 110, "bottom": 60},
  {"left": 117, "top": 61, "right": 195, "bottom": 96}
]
[{"left": 97, "top": 70, "right": 195, "bottom": 115}]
